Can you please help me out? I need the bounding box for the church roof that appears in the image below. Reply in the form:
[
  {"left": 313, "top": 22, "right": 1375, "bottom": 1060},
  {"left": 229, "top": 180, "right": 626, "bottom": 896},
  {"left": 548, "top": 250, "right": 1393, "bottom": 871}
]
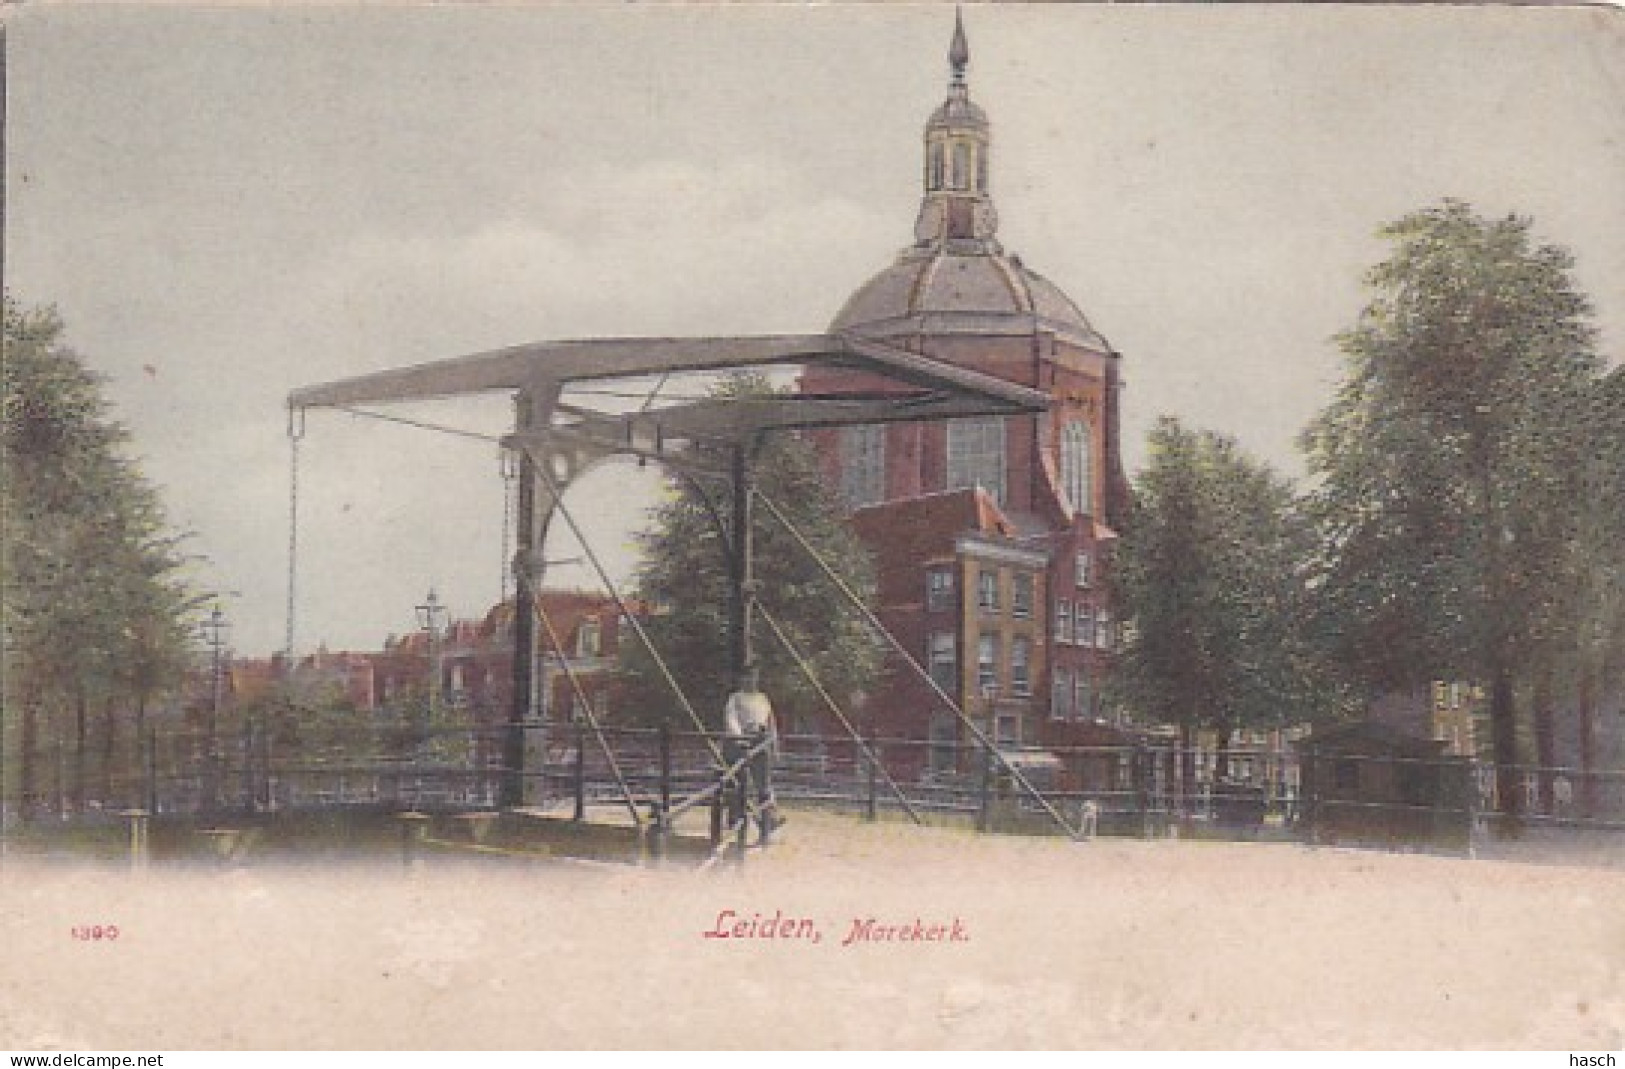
[
  {"left": 928, "top": 95, "right": 988, "bottom": 130},
  {"left": 831, "top": 250, "right": 1106, "bottom": 350}
]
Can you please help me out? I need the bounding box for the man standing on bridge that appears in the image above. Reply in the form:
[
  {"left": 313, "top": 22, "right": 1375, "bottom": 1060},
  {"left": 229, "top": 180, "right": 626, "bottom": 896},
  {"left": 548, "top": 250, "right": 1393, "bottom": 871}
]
[{"left": 724, "top": 667, "right": 783, "bottom": 843}]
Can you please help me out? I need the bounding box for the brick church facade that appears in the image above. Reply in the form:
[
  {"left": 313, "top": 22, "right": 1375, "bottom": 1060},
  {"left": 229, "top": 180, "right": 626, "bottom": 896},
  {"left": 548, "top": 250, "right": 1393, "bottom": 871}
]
[{"left": 802, "top": 15, "right": 1133, "bottom": 767}]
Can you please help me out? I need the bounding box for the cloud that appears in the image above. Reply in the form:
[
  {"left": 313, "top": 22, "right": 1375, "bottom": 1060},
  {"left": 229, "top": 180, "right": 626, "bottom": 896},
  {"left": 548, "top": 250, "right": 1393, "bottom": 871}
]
[{"left": 177, "top": 155, "right": 891, "bottom": 653}]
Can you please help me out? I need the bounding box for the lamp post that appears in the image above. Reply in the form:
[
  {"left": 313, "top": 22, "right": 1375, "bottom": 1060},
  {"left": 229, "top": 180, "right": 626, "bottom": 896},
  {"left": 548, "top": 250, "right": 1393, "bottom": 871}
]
[
  {"left": 415, "top": 588, "right": 447, "bottom": 750},
  {"left": 199, "top": 606, "right": 230, "bottom": 809}
]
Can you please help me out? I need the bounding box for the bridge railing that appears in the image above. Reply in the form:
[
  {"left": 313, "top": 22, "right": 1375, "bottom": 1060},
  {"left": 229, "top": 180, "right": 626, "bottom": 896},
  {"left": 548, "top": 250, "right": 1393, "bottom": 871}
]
[{"left": 9, "top": 721, "right": 1624, "bottom": 852}]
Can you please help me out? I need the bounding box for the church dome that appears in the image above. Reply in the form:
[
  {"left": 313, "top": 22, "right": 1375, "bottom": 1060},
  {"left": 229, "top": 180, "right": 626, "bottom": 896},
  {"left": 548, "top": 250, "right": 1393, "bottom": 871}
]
[
  {"left": 831, "top": 249, "right": 1105, "bottom": 349},
  {"left": 829, "top": 12, "right": 1106, "bottom": 352},
  {"left": 927, "top": 95, "right": 988, "bottom": 131}
]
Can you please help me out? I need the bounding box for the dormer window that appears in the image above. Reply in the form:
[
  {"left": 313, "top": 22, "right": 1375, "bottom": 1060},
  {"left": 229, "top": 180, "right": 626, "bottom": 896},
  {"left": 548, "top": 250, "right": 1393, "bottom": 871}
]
[
  {"left": 576, "top": 618, "right": 602, "bottom": 658},
  {"left": 1076, "top": 551, "right": 1094, "bottom": 589}
]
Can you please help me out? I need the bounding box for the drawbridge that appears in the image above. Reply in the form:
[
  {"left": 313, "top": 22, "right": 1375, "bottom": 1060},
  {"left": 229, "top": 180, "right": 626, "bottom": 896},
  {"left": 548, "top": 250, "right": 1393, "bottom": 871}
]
[{"left": 286, "top": 330, "right": 1086, "bottom": 856}]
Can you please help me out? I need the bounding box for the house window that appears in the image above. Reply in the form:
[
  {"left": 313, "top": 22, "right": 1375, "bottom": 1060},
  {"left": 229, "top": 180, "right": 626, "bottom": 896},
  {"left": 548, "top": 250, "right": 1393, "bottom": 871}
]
[
  {"left": 977, "top": 633, "right": 998, "bottom": 693},
  {"left": 928, "top": 633, "right": 957, "bottom": 691},
  {"left": 1075, "top": 551, "right": 1093, "bottom": 589},
  {"left": 1052, "top": 668, "right": 1071, "bottom": 720},
  {"left": 1055, "top": 599, "right": 1073, "bottom": 645},
  {"left": 1074, "top": 673, "right": 1093, "bottom": 720},
  {"left": 946, "top": 417, "right": 1006, "bottom": 506},
  {"left": 1095, "top": 608, "right": 1112, "bottom": 652},
  {"left": 1120, "top": 618, "right": 1138, "bottom": 647},
  {"left": 1061, "top": 420, "right": 1094, "bottom": 517},
  {"left": 1011, "top": 573, "right": 1034, "bottom": 619},
  {"left": 995, "top": 714, "right": 1019, "bottom": 745},
  {"left": 926, "top": 568, "right": 955, "bottom": 613},
  {"left": 977, "top": 570, "right": 1001, "bottom": 614},
  {"left": 1011, "top": 637, "right": 1031, "bottom": 697},
  {"left": 1075, "top": 604, "right": 1096, "bottom": 648},
  {"left": 577, "top": 618, "right": 602, "bottom": 658},
  {"left": 840, "top": 424, "right": 886, "bottom": 508}
]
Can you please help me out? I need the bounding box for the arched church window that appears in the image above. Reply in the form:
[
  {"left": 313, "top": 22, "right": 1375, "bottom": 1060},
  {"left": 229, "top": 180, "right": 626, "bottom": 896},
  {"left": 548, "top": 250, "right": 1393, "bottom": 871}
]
[
  {"left": 947, "top": 417, "right": 1006, "bottom": 507},
  {"left": 951, "top": 142, "right": 971, "bottom": 191},
  {"left": 928, "top": 143, "right": 946, "bottom": 191},
  {"left": 1061, "top": 419, "right": 1093, "bottom": 517},
  {"left": 840, "top": 424, "right": 886, "bottom": 508}
]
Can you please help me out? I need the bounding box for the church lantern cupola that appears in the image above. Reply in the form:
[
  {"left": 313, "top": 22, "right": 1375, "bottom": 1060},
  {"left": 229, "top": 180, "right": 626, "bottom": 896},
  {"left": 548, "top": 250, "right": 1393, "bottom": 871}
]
[{"left": 917, "top": 9, "right": 999, "bottom": 250}]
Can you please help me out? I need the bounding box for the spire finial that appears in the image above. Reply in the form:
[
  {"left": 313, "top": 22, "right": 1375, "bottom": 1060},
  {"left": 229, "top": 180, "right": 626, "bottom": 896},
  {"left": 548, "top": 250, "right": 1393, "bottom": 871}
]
[{"left": 949, "top": 7, "right": 969, "bottom": 85}]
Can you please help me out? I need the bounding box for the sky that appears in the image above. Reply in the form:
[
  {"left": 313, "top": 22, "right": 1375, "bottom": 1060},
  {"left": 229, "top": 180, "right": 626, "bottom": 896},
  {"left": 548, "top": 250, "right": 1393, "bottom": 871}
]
[{"left": 6, "top": 3, "right": 1623, "bottom": 657}]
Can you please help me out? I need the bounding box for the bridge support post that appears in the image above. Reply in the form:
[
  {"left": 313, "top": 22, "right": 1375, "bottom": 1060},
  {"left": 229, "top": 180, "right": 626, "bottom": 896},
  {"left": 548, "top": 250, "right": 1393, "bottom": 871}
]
[
  {"left": 728, "top": 442, "right": 757, "bottom": 684},
  {"left": 977, "top": 750, "right": 992, "bottom": 833},
  {"left": 503, "top": 393, "right": 541, "bottom": 810},
  {"left": 865, "top": 738, "right": 880, "bottom": 823},
  {"left": 735, "top": 762, "right": 751, "bottom": 864},
  {"left": 122, "top": 809, "right": 149, "bottom": 872},
  {"left": 573, "top": 718, "right": 587, "bottom": 822}
]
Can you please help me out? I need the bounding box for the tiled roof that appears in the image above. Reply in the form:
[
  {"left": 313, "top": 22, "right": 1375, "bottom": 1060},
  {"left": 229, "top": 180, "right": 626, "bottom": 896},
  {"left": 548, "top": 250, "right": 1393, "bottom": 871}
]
[{"left": 851, "top": 486, "right": 1016, "bottom": 579}]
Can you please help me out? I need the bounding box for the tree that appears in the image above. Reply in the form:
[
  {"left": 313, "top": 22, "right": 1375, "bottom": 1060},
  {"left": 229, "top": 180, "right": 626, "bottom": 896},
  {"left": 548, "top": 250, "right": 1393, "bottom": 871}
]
[
  {"left": 1300, "top": 201, "right": 1602, "bottom": 825},
  {"left": 1111, "top": 417, "right": 1333, "bottom": 792},
  {"left": 2, "top": 297, "right": 199, "bottom": 818},
  {"left": 1562, "top": 367, "right": 1625, "bottom": 815},
  {"left": 618, "top": 374, "right": 882, "bottom": 733}
]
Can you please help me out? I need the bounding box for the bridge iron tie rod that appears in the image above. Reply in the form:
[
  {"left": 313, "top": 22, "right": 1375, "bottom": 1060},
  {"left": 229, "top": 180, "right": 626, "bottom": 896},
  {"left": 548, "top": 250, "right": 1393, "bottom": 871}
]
[
  {"left": 533, "top": 597, "right": 644, "bottom": 827},
  {"left": 756, "top": 491, "right": 1081, "bottom": 841},
  {"left": 756, "top": 603, "right": 924, "bottom": 827},
  {"left": 519, "top": 441, "right": 725, "bottom": 769}
]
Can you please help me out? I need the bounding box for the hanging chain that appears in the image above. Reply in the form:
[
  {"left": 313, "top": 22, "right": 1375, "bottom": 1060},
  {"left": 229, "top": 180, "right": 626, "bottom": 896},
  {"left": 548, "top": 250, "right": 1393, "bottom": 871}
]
[
  {"left": 285, "top": 407, "right": 306, "bottom": 663},
  {"left": 499, "top": 448, "right": 517, "bottom": 606}
]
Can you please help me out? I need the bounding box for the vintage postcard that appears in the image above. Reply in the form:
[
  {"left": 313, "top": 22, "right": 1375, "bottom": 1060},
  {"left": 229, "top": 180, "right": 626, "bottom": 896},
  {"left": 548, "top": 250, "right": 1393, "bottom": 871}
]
[{"left": 2, "top": 2, "right": 1622, "bottom": 1053}]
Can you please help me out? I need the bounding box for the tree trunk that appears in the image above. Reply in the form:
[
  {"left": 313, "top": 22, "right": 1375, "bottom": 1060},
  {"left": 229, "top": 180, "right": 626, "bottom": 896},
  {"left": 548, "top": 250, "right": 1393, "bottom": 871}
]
[
  {"left": 98, "top": 701, "right": 118, "bottom": 804},
  {"left": 134, "top": 692, "right": 151, "bottom": 815},
  {"left": 1489, "top": 666, "right": 1522, "bottom": 836},
  {"left": 1215, "top": 723, "right": 1232, "bottom": 784},
  {"left": 1532, "top": 669, "right": 1555, "bottom": 816},
  {"left": 19, "top": 696, "right": 39, "bottom": 824},
  {"left": 73, "top": 689, "right": 88, "bottom": 813},
  {"left": 1577, "top": 666, "right": 1597, "bottom": 819},
  {"left": 1178, "top": 722, "right": 1197, "bottom": 820}
]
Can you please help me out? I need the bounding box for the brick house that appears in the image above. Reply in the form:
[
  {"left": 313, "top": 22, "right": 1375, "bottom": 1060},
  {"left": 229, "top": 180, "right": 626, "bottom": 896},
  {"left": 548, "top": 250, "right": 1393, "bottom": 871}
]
[{"left": 225, "top": 589, "right": 637, "bottom": 743}]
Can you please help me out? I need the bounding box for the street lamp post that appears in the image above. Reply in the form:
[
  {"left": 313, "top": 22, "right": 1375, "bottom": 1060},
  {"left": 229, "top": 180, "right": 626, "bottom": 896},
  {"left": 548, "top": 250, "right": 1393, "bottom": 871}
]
[
  {"left": 200, "top": 606, "right": 230, "bottom": 809},
  {"left": 415, "top": 588, "right": 447, "bottom": 752}
]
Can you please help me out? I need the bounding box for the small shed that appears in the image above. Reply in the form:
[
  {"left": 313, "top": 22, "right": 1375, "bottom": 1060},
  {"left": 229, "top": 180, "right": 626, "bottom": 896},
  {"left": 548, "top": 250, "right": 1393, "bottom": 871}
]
[{"left": 1298, "top": 721, "right": 1473, "bottom": 848}]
